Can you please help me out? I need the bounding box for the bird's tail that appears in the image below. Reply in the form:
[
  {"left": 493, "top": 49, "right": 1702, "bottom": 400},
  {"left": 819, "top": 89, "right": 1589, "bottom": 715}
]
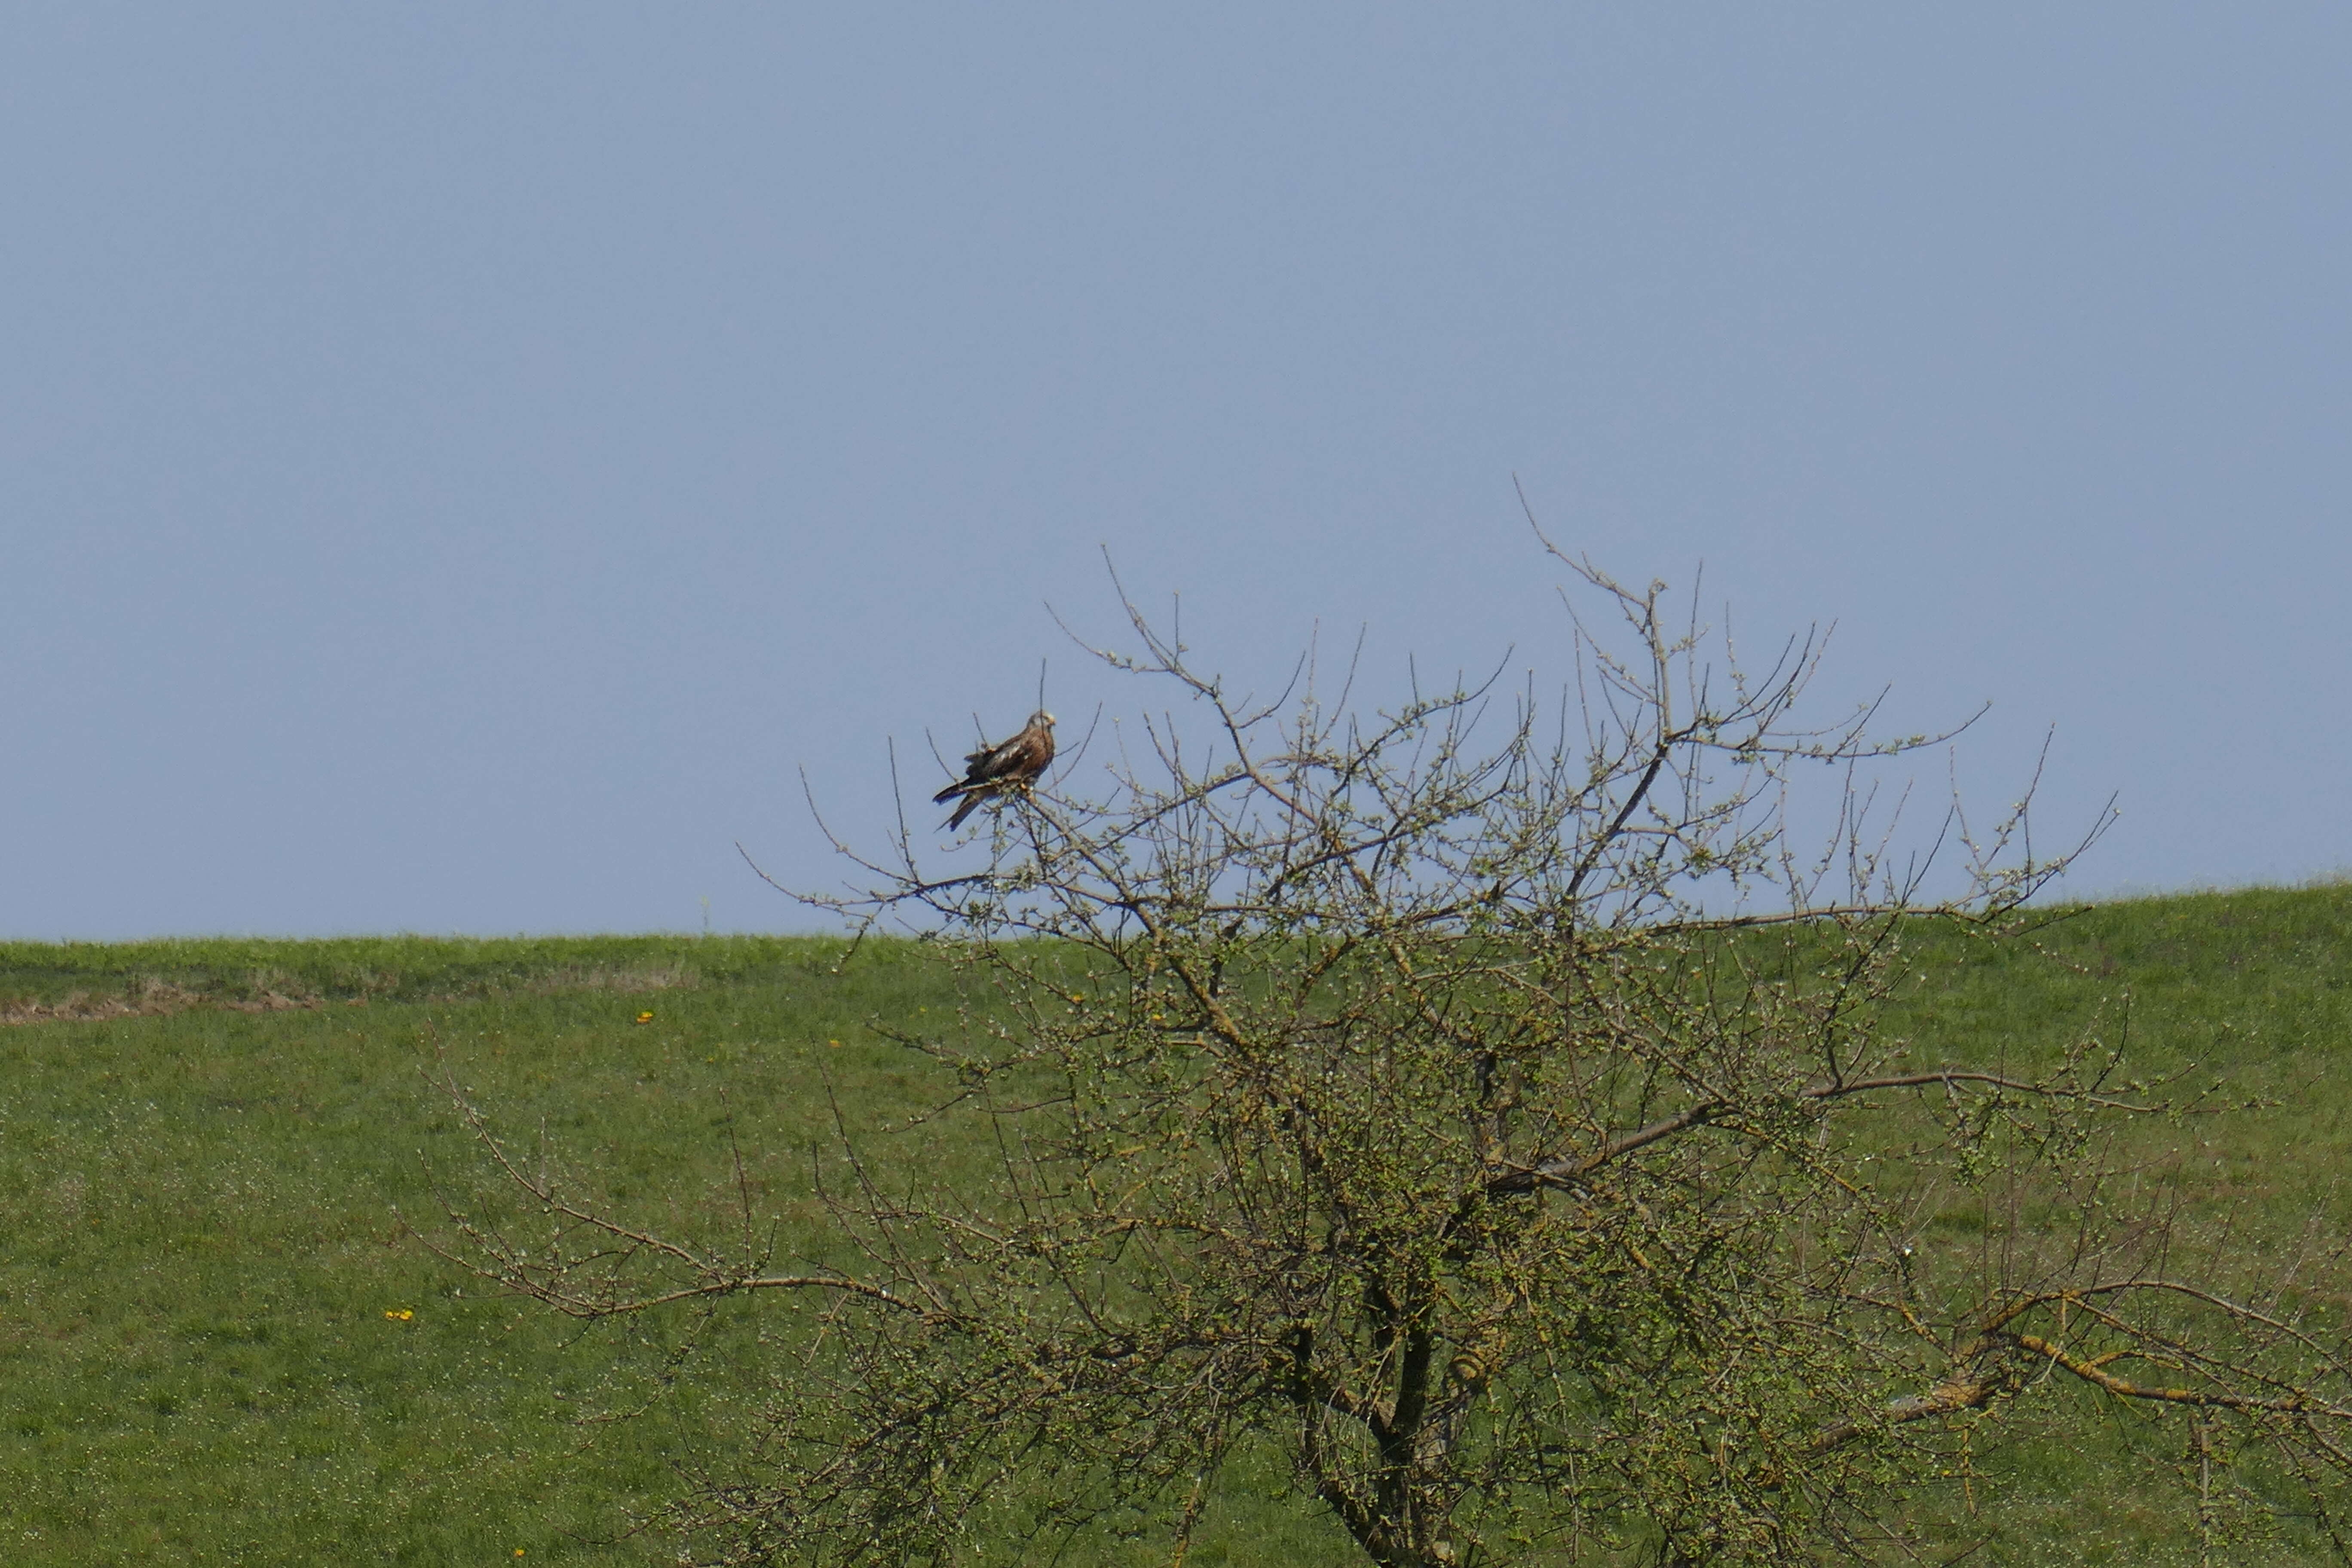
[
  {"left": 945, "top": 790, "right": 985, "bottom": 830},
  {"left": 932, "top": 781, "right": 965, "bottom": 805}
]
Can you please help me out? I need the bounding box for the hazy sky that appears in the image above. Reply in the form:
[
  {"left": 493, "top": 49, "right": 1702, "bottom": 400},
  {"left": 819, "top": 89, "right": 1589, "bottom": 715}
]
[{"left": 6, "top": 7, "right": 2349, "bottom": 937}]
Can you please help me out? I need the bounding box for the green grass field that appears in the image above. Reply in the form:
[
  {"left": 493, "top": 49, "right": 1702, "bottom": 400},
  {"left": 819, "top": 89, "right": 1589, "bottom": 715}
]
[{"left": 4, "top": 888, "right": 2351, "bottom": 1565}]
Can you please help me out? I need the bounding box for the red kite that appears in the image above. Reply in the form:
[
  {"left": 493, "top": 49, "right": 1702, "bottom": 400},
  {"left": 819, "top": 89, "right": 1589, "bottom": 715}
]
[{"left": 935, "top": 710, "right": 1057, "bottom": 830}]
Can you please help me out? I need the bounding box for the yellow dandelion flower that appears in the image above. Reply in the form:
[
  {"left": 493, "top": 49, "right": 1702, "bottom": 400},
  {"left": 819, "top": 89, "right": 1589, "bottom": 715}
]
[
  {"left": 828, "top": 1038, "right": 842, "bottom": 1048},
  {"left": 385, "top": 1308, "right": 413, "bottom": 1321},
  {"left": 634, "top": 1011, "right": 655, "bottom": 1024}
]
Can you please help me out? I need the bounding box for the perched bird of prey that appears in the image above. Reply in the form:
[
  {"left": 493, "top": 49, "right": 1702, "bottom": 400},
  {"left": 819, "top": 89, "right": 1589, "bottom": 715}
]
[{"left": 934, "top": 710, "right": 1057, "bottom": 830}]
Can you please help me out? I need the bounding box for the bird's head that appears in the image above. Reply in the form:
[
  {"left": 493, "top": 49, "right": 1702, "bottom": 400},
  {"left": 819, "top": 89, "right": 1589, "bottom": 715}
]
[{"left": 1033, "top": 710, "right": 1057, "bottom": 728}]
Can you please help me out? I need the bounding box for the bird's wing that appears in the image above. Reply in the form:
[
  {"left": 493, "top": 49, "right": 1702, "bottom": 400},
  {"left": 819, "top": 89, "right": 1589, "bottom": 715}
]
[
  {"left": 936, "top": 730, "right": 1022, "bottom": 804},
  {"left": 971, "top": 735, "right": 1029, "bottom": 781}
]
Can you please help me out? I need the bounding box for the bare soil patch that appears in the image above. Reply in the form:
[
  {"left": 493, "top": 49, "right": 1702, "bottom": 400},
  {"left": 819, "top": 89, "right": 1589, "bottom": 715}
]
[
  {"left": 0, "top": 964, "right": 699, "bottom": 1026},
  {"left": 0, "top": 979, "right": 321, "bottom": 1026}
]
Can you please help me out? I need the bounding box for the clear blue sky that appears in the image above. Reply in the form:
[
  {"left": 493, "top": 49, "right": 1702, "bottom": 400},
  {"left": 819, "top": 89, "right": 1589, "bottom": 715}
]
[{"left": 6, "top": 7, "right": 2348, "bottom": 937}]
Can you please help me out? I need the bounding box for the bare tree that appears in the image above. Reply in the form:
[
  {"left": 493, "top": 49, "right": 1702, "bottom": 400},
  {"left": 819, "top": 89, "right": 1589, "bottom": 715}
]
[{"left": 432, "top": 536, "right": 2352, "bottom": 1566}]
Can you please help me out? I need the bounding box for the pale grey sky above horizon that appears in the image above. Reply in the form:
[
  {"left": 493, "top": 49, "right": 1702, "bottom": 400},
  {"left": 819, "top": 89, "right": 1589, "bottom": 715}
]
[{"left": 6, "top": 6, "right": 2348, "bottom": 938}]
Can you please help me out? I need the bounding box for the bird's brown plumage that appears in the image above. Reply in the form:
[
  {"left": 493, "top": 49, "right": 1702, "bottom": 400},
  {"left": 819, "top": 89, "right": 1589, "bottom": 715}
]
[{"left": 934, "top": 710, "right": 1056, "bottom": 830}]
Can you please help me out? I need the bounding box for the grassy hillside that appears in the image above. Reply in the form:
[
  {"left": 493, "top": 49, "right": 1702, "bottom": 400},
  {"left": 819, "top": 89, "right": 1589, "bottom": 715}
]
[{"left": 2, "top": 888, "right": 2350, "bottom": 1564}]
